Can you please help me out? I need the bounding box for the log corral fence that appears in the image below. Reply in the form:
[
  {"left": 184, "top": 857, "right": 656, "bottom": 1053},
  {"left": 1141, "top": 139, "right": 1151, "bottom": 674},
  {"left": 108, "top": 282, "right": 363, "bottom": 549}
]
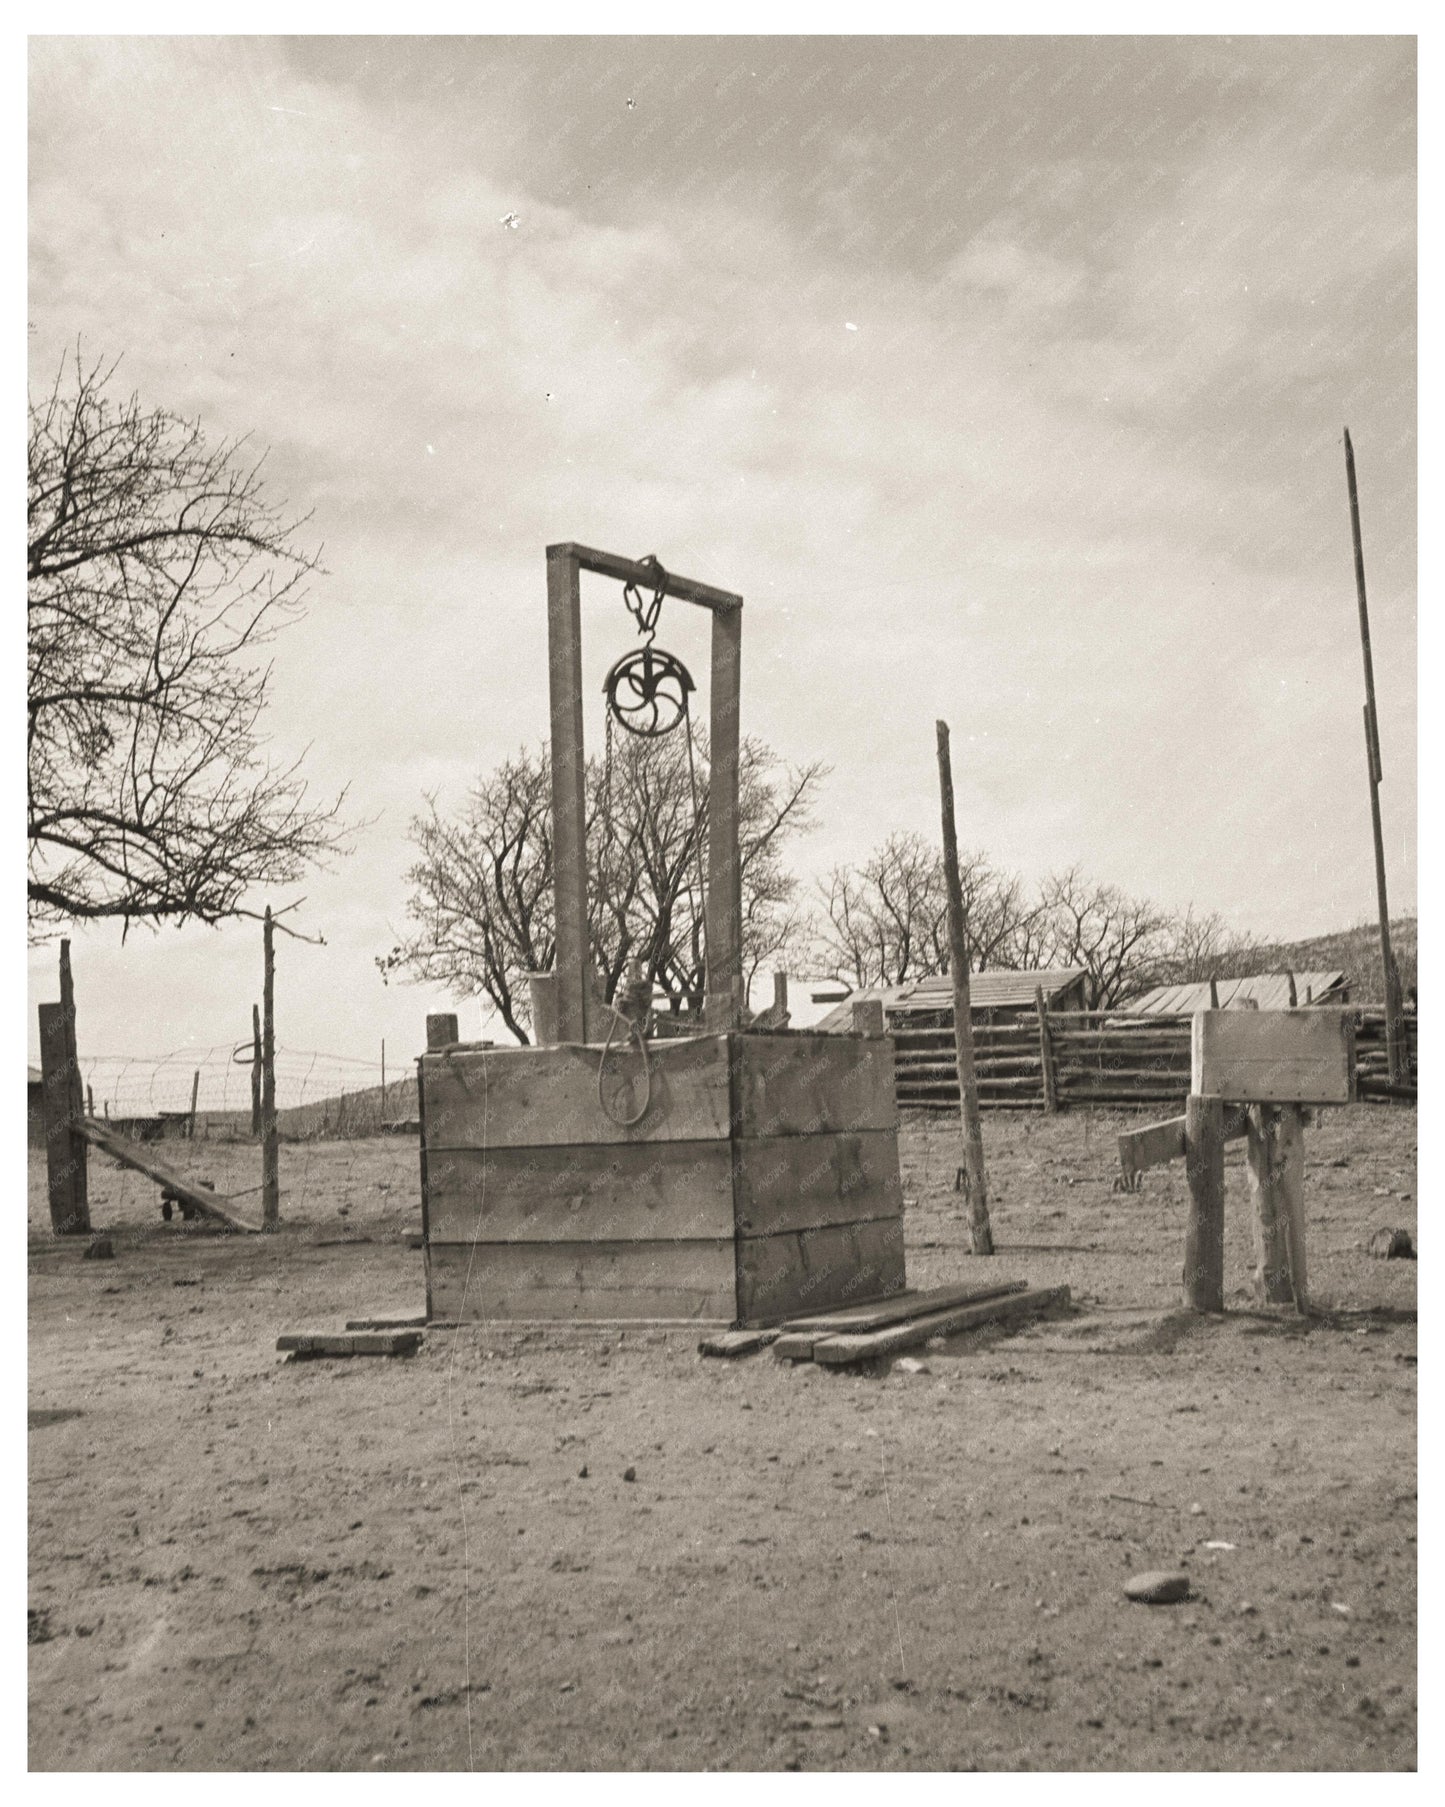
[{"left": 890, "top": 1004, "right": 1416, "bottom": 1112}]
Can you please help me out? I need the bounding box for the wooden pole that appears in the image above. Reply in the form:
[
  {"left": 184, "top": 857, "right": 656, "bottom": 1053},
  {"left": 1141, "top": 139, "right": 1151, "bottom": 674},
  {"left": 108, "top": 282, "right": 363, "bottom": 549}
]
[
  {"left": 188, "top": 1069, "right": 200, "bottom": 1140},
  {"left": 55, "top": 941, "right": 89, "bottom": 1229},
  {"left": 39, "top": 1002, "right": 90, "bottom": 1234},
  {"left": 935, "top": 720, "right": 993, "bottom": 1255},
  {"left": 1344, "top": 428, "right": 1406, "bottom": 1085},
  {"left": 545, "top": 546, "right": 591, "bottom": 1043},
  {"left": 381, "top": 1038, "right": 386, "bottom": 1111},
  {"left": 261, "top": 908, "right": 279, "bottom": 1229},
  {"left": 1286, "top": 970, "right": 1298, "bottom": 1008},
  {"left": 1182, "top": 1094, "right": 1224, "bottom": 1312},
  {"left": 1034, "top": 985, "right": 1058, "bottom": 1113},
  {"left": 705, "top": 603, "right": 744, "bottom": 1032},
  {"left": 251, "top": 1004, "right": 262, "bottom": 1137}
]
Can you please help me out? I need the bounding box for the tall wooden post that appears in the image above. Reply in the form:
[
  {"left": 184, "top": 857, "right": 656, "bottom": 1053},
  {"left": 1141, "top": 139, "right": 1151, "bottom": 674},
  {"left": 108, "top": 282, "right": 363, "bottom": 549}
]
[
  {"left": 1344, "top": 428, "right": 1406, "bottom": 1084},
  {"left": 936, "top": 720, "right": 993, "bottom": 1255},
  {"left": 39, "top": 1001, "right": 90, "bottom": 1234},
  {"left": 546, "top": 545, "right": 591, "bottom": 1044},
  {"left": 250, "top": 1003, "right": 262, "bottom": 1138},
  {"left": 705, "top": 603, "right": 744, "bottom": 1032},
  {"left": 1034, "top": 985, "right": 1058, "bottom": 1113},
  {"left": 57, "top": 939, "right": 88, "bottom": 1195},
  {"left": 1183, "top": 1094, "right": 1225, "bottom": 1312},
  {"left": 261, "top": 907, "right": 279, "bottom": 1229}
]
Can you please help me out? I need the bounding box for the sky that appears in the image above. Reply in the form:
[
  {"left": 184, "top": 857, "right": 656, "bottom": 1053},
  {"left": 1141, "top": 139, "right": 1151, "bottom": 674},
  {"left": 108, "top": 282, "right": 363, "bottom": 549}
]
[{"left": 25, "top": 34, "right": 1417, "bottom": 1096}]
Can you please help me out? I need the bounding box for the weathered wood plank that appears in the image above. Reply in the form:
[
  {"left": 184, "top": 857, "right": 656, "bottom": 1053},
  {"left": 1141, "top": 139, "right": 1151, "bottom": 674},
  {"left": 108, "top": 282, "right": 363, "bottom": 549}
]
[
  {"left": 79, "top": 1120, "right": 260, "bottom": 1233},
  {"left": 425, "top": 1142, "right": 736, "bottom": 1243},
  {"left": 422, "top": 1037, "right": 733, "bottom": 1148},
  {"left": 810, "top": 1285, "right": 1071, "bottom": 1365},
  {"left": 735, "top": 1217, "right": 906, "bottom": 1327},
  {"left": 733, "top": 1131, "right": 903, "bottom": 1236},
  {"left": 277, "top": 1330, "right": 422, "bottom": 1357},
  {"left": 1192, "top": 1009, "right": 1355, "bottom": 1105},
  {"left": 779, "top": 1278, "right": 1027, "bottom": 1335},
  {"left": 426, "top": 1239, "right": 737, "bottom": 1323},
  {"left": 698, "top": 1328, "right": 779, "bottom": 1358},
  {"left": 552, "top": 542, "right": 743, "bottom": 613},
  {"left": 734, "top": 1035, "right": 897, "bottom": 1138}
]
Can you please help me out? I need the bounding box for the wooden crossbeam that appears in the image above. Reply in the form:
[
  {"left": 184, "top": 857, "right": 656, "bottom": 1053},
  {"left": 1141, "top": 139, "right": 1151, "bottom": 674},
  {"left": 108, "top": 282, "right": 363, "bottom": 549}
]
[
  {"left": 80, "top": 1119, "right": 260, "bottom": 1233},
  {"left": 1117, "top": 1103, "right": 1250, "bottom": 1181}
]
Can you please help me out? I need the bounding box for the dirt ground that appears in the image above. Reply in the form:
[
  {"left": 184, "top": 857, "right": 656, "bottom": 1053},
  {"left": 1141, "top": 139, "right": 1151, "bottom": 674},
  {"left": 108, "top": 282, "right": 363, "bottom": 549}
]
[{"left": 28, "top": 1104, "right": 1416, "bottom": 1772}]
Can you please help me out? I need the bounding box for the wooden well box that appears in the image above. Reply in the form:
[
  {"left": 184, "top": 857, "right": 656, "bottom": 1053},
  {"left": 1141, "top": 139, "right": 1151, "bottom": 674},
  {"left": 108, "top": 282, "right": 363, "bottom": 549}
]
[{"left": 418, "top": 1030, "right": 907, "bottom": 1326}]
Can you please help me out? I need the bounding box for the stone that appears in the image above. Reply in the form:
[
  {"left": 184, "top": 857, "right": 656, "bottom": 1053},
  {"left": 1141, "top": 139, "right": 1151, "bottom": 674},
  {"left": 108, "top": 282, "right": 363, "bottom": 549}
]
[
  {"left": 622, "top": 1466, "right": 636, "bottom": 1483},
  {"left": 83, "top": 1236, "right": 115, "bottom": 1261},
  {"left": 1124, "top": 1571, "right": 1192, "bottom": 1605},
  {"left": 1368, "top": 1227, "right": 1415, "bottom": 1260}
]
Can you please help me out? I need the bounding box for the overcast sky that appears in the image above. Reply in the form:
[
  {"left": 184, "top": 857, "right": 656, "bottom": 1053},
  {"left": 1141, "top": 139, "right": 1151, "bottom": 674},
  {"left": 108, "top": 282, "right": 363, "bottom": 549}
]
[{"left": 26, "top": 34, "right": 1416, "bottom": 1088}]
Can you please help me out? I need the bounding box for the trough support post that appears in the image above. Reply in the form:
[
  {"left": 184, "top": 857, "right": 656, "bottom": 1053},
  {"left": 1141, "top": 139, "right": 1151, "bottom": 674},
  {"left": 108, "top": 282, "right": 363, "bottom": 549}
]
[
  {"left": 1183, "top": 1094, "right": 1224, "bottom": 1312},
  {"left": 1034, "top": 985, "right": 1059, "bottom": 1113},
  {"left": 261, "top": 907, "right": 279, "bottom": 1229},
  {"left": 546, "top": 546, "right": 592, "bottom": 1043},
  {"left": 39, "top": 1000, "right": 90, "bottom": 1235},
  {"left": 1246, "top": 1103, "right": 1308, "bottom": 1311},
  {"left": 936, "top": 719, "right": 993, "bottom": 1255}
]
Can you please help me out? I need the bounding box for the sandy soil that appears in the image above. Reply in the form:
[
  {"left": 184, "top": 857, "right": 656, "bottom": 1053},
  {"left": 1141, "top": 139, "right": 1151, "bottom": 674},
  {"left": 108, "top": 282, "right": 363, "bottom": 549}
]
[{"left": 28, "top": 1105, "right": 1416, "bottom": 1771}]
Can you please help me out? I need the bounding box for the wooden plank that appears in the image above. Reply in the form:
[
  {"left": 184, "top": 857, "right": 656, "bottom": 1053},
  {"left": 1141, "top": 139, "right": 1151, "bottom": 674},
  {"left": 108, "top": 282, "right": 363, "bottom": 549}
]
[
  {"left": 79, "top": 1120, "right": 260, "bottom": 1233},
  {"left": 551, "top": 541, "right": 743, "bottom": 613},
  {"left": 1183, "top": 1095, "right": 1225, "bottom": 1312},
  {"left": 733, "top": 1131, "right": 903, "bottom": 1236},
  {"left": 1118, "top": 1106, "right": 1249, "bottom": 1181},
  {"left": 810, "top": 1285, "right": 1070, "bottom": 1365},
  {"left": 734, "top": 1035, "right": 896, "bottom": 1138},
  {"left": 277, "top": 1331, "right": 422, "bottom": 1357},
  {"left": 426, "top": 1239, "right": 737, "bottom": 1322},
  {"left": 735, "top": 1217, "right": 907, "bottom": 1327},
  {"left": 422, "top": 1037, "right": 732, "bottom": 1148},
  {"left": 704, "top": 601, "right": 743, "bottom": 1031},
  {"left": 39, "top": 1003, "right": 89, "bottom": 1235},
  {"left": 1192, "top": 1009, "right": 1355, "bottom": 1105},
  {"left": 546, "top": 545, "right": 590, "bottom": 1043},
  {"left": 698, "top": 1328, "right": 779, "bottom": 1358},
  {"left": 425, "top": 1141, "right": 736, "bottom": 1243},
  {"left": 780, "top": 1278, "right": 1027, "bottom": 1336}
]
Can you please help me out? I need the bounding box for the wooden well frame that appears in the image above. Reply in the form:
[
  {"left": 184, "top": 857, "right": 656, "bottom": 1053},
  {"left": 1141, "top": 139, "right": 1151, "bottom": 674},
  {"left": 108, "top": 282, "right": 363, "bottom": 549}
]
[{"left": 415, "top": 542, "right": 907, "bottom": 1326}]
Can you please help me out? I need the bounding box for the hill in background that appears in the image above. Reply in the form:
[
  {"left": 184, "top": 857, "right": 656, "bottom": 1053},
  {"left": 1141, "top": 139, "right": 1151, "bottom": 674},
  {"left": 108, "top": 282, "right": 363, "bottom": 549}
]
[{"left": 1242, "top": 916, "right": 1416, "bottom": 1006}]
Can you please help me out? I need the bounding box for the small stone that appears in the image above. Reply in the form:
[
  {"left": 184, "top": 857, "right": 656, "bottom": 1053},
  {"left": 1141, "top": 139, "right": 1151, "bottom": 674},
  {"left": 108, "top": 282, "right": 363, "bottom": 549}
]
[
  {"left": 1369, "top": 1227, "right": 1415, "bottom": 1260},
  {"left": 83, "top": 1236, "right": 115, "bottom": 1261},
  {"left": 1189, "top": 1502, "right": 1204, "bottom": 1516},
  {"left": 896, "top": 1357, "right": 929, "bottom": 1374},
  {"left": 622, "top": 1467, "right": 636, "bottom": 1483},
  {"left": 1124, "top": 1571, "right": 1192, "bottom": 1605},
  {"left": 578, "top": 1465, "right": 588, "bottom": 1479}
]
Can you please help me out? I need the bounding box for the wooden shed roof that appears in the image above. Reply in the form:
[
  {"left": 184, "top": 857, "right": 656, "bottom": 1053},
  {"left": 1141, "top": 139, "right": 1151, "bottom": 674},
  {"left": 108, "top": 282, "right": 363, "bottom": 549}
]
[
  {"left": 814, "top": 967, "right": 1087, "bottom": 1032},
  {"left": 1125, "top": 972, "right": 1348, "bottom": 1016}
]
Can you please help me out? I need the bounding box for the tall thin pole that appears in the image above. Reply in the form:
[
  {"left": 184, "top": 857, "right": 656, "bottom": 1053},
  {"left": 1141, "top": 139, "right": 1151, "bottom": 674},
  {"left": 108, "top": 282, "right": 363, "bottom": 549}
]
[
  {"left": 261, "top": 908, "right": 279, "bottom": 1228},
  {"left": 381, "top": 1037, "right": 386, "bottom": 1109},
  {"left": 935, "top": 721, "right": 994, "bottom": 1255},
  {"left": 251, "top": 1004, "right": 262, "bottom": 1137},
  {"left": 1343, "top": 428, "right": 1406, "bottom": 1084},
  {"left": 57, "top": 939, "right": 89, "bottom": 1226}
]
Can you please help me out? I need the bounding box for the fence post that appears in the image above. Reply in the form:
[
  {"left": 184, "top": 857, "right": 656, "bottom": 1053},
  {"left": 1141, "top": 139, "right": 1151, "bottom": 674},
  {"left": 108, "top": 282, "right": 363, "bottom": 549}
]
[
  {"left": 1183, "top": 1094, "right": 1225, "bottom": 1311},
  {"left": 188, "top": 1068, "right": 200, "bottom": 1139},
  {"left": 1034, "top": 985, "right": 1058, "bottom": 1113},
  {"left": 261, "top": 908, "right": 279, "bottom": 1228},
  {"left": 250, "top": 1004, "right": 262, "bottom": 1137},
  {"left": 1246, "top": 1103, "right": 1307, "bottom": 1310},
  {"left": 936, "top": 720, "right": 993, "bottom": 1256},
  {"left": 39, "top": 1001, "right": 90, "bottom": 1235},
  {"left": 58, "top": 941, "right": 89, "bottom": 1205}
]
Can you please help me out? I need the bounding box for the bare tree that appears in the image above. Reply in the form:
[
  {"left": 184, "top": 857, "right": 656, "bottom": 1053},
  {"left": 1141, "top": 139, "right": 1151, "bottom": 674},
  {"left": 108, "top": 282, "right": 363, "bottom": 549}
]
[
  {"left": 1149, "top": 905, "right": 1264, "bottom": 989},
  {"left": 816, "top": 832, "right": 1040, "bottom": 990},
  {"left": 27, "top": 350, "right": 347, "bottom": 933},
  {"left": 1033, "top": 865, "right": 1173, "bottom": 1007},
  {"left": 379, "top": 734, "right": 825, "bottom": 1041}
]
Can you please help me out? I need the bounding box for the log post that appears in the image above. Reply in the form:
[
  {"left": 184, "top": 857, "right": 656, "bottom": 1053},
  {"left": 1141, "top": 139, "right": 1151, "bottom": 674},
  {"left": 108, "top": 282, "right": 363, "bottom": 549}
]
[
  {"left": 704, "top": 602, "right": 744, "bottom": 1032},
  {"left": 39, "top": 1001, "right": 90, "bottom": 1234},
  {"left": 261, "top": 907, "right": 279, "bottom": 1229},
  {"left": 251, "top": 1003, "right": 262, "bottom": 1137},
  {"left": 936, "top": 720, "right": 993, "bottom": 1255},
  {"left": 57, "top": 941, "right": 89, "bottom": 1215},
  {"left": 1182, "top": 1094, "right": 1224, "bottom": 1312},
  {"left": 1247, "top": 1102, "right": 1308, "bottom": 1310},
  {"left": 546, "top": 546, "right": 591, "bottom": 1044},
  {"left": 1209, "top": 977, "right": 1220, "bottom": 1009},
  {"left": 1034, "top": 985, "right": 1058, "bottom": 1113},
  {"left": 188, "top": 1068, "right": 201, "bottom": 1139}
]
